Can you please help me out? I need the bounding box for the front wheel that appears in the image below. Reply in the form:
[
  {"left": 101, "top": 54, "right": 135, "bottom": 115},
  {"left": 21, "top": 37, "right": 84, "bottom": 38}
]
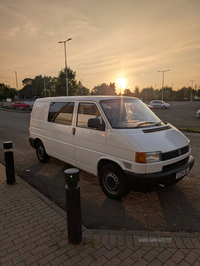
[
  {"left": 36, "top": 141, "right": 50, "bottom": 163},
  {"left": 99, "top": 164, "right": 129, "bottom": 200}
]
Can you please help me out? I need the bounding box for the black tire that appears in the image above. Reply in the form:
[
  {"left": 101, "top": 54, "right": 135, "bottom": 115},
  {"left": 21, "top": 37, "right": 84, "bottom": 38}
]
[
  {"left": 162, "top": 106, "right": 166, "bottom": 109},
  {"left": 36, "top": 141, "right": 50, "bottom": 163},
  {"left": 99, "top": 164, "right": 129, "bottom": 200}
]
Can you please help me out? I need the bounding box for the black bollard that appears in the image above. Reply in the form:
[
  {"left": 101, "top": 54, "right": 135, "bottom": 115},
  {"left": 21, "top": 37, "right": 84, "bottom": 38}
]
[
  {"left": 64, "top": 168, "right": 82, "bottom": 245},
  {"left": 3, "top": 141, "right": 15, "bottom": 185}
]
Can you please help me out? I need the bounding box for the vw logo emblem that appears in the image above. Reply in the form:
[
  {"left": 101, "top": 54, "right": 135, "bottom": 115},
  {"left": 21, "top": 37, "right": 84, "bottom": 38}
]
[{"left": 178, "top": 149, "right": 181, "bottom": 156}]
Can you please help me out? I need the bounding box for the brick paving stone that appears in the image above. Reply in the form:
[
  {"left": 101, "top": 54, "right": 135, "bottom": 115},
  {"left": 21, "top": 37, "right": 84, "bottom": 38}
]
[
  {"left": 37, "top": 253, "right": 56, "bottom": 266},
  {"left": 179, "top": 248, "right": 191, "bottom": 255},
  {"left": 24, "top": 234, "right": 41, "bottom": 246},
  {"left": 66, "top": 245, "right": 84, "bottom": 258},
  {"left": 170, "top": 250, "right": 185, "bottom": 264},
  {"left": 24, "top": 252, "right": 44, "bottom": 265},
  {"left": 117, "top": 248, "right": 134, "bottom": 261},
  {"left": 125, "top": 235, "right": 133, "bottom": 246},
  {"left": 7, "top": 242, "right": 25, "bottom": 254},
  {"left": 1, "top": 251, "right": 20, "bottom": 264},
  {"left": 191, "top": 238, "right": 200, "bottom": 248},
  {"left": 54, "top": 244, "right": 71, "bottom": 257},
  {"left": 109, "top": 234, "right": 117, "bottom": 245},
  {"left": 132, "top": 257, "right": 148, "bottom": 266},
  {"left": 16, "top": 262, "right": 27, "bottom": 266},
  {"left": 184, "top": 250, "right": 200, "bottom": 264},
  {"left": 157, "top": 250, "right": 173, "bottom": 263},
  {"left": 79, "top": 246, "right": 96, "bottom": 258},
  {"left": 101, "top": 234, "right": 109, "bottom": 245},
  {"left": 76, "top": 255, "right": 95, "bottom": 266},
  {"left": 50, "top": 254, "right": 69, "bottom": 266},
  {"left": 91, "top": 247, "right": 108, "bottom": 260},
  {"left": 182, "top": 237, "right": 195, "bottom": 248},
  {"left": 104, "top": 247, "right": 121, "bottom": 260},
  {"left": 117, "top": 235, "right": 125, "bottom": 245},
  {"left": 173, "top": 237, "right": 186, "bottom": 248},
  {"left": 30, "top": 243, "right": 49, "bottom": 255},
  {"left": 163, "top": 260, "right": 177, "bottom": 266},
  {"left": 90, "top": 255, "right": 108, "bottom": 266},
  {"left": 148, "top": 259, "right": 163, "bottom": 266},
  {"left": 2, "top": 261, "right": 14, "bottom": 266},
  {"left": 143, "top": 249, "right": 159, "bottom": 262},
  {"left": 178, "top": 261, "right": 191, "bottom": 266},
  {"left": 106, "top": 256, "right": 122, "bottom": 265},
  {"left": 0, "top": 241, "right": 14, "bottom": 252},
  {"left": 2, "top": 233, "right": 20, "bottom": 244},
  {"left": 13, "top": 234, "right": 30, "bottom": 245},
  {"left": 193, "top": 260, "right": 200, "bottom": 266}
]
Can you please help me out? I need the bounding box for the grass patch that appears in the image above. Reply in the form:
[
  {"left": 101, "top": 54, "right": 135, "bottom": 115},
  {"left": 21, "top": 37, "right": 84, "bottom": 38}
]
[{"left": 179, "top": 127, "right": 200, "bottom": 132}]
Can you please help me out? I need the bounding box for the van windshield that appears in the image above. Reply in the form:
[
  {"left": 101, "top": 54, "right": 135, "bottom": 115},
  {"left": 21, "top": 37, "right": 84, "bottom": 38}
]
[{"left": 100, "top": 98, "right": 163, "bottom": 129}]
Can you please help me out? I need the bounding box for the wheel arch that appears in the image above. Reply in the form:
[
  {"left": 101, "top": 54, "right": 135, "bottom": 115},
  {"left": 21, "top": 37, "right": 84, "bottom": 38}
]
[{"left": 97, "top": 158, "right": 124, "bottom": 176}]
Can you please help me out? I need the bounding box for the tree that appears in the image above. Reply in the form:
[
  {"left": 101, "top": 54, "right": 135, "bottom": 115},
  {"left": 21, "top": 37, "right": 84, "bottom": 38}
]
[
  {"left": 41, "top": 89, "right": 51, "bottom": 97},
  {"left": 77, "top": 81, "right": 90, "bottom": 95},
  {"left": 123, "top": 89, "right": 133, "bottom": 96},
  {"left": 140, "top": 87, "right": 154, "bottom": 102},
  {"left": 54, "top": 67, "right": 78, "bottom": 96},
  {"left": 133, "top": 86, "right": 140, "bottom": 98},
  {"left": 91, "top": 83, "right": 116, "bottom": 95},
  {"left": 0, "top": 83, "right": 17, "bottom": 99}
]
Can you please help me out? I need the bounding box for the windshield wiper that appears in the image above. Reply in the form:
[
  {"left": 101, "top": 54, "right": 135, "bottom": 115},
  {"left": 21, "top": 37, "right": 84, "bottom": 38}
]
[{"left": 134, "top": 121, "right": 157, "bottom": 128}]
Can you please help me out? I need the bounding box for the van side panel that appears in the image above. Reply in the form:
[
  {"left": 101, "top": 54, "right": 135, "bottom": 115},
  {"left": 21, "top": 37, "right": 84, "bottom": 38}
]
[
  {"left": 45, "top": 122, "right": 76, "bottom": 166},
  {"left": 29, "top": 101, "right": 49, "bottom": 143},
  {"left": 74, "top": 127, "right": 106, "bottom": 174}
]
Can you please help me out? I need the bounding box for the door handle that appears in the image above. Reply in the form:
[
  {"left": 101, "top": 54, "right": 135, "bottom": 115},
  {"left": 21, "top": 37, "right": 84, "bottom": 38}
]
[{"left": 72, "top": 128, "right": 76, "bottom": 135}]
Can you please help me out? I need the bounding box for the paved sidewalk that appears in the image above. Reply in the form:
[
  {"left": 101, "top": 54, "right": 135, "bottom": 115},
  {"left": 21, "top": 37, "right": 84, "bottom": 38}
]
[{"left": 1, "top": 164, "right": 200, "bottom": 266}]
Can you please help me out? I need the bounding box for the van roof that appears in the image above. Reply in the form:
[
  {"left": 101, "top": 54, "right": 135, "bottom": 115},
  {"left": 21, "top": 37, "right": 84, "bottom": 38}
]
[{"left": 34, "top": 95, "right": 139, "bottom": 103}]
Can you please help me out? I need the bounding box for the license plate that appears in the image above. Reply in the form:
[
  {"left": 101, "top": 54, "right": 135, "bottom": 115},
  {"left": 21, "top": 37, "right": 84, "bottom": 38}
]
[{"left": 176, "top": 167, "right": 190, "bottom": 179}]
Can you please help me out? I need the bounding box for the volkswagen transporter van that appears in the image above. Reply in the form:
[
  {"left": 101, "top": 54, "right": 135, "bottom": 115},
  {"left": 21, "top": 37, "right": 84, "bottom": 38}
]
[{"left": 29, "top": 96, "right": 194, "bottom": 199}]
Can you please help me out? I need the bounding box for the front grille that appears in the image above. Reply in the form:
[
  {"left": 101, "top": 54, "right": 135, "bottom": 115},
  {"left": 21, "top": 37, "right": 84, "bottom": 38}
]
[
  {"left": 162, "top": 145, "right": 189, "bottom": 161},
  {"left": 162, "top": 157, "right": 189, "bottom": 172}
]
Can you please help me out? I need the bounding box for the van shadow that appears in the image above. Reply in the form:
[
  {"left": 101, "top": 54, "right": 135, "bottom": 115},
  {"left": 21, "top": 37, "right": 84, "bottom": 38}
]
[{"left": 156, "top": 184, "right": 200, "bottom": 232}]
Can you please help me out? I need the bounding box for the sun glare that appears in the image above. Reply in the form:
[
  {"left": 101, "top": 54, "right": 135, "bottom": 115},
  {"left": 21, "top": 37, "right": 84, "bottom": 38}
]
[{"left": 117, "top": 77, "right": 127, "bottom": 89}]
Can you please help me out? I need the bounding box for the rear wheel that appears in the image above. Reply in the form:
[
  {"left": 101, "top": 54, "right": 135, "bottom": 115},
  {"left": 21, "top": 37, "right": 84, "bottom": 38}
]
[
  {"left": 36, "top": 141, "right": 50, "bottom": 163},
  {"left": 99, "top": 164, "right": 129, "bottom": 200}
]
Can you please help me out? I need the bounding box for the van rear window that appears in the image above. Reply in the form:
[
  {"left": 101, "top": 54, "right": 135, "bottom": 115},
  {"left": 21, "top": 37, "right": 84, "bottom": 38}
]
[{"left": 48, "top": 102, "right": 74, "bottom": 125}]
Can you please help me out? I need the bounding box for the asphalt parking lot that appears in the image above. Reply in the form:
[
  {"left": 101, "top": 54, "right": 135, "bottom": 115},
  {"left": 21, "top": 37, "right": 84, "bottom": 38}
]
[
  {"left": 0, "top": 100, "right": 200, "bottom": 233},
  {"left": 150, "top": 101, "right": 200, "bottom": 130}
]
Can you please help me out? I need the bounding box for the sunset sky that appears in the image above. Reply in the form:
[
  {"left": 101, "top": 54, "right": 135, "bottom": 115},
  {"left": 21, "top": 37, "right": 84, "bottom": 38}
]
[{"left": 0, "top": 0, "right": 200, "bottom": 94}]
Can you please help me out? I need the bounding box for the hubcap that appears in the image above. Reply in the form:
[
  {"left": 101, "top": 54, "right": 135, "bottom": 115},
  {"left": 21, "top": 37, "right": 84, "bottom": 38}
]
[
  {"left": 38, "top": 146, "right": 44, "bottom": 159},
  {"left": 103, "top": 172, "right": 120, "bottom": 195}
]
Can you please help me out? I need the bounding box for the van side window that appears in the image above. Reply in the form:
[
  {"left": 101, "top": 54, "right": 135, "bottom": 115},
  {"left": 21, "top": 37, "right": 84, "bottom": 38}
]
[
  {"left": 48, "top": 102, "right": 74, "bottom": 125},
  {"left": 77, "top": 103, "right": 104, "bottom": 129}
]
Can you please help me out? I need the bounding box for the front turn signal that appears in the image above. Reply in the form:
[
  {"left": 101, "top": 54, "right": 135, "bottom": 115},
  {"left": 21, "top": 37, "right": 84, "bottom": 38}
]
[{"left": 135, "top": 152, "right": 146, "bottom": 163}]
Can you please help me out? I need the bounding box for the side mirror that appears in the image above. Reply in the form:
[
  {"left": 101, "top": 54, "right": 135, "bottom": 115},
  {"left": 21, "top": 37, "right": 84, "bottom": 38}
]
[{"left": 88, "top": 118, "right": 105, "bottom": 130}]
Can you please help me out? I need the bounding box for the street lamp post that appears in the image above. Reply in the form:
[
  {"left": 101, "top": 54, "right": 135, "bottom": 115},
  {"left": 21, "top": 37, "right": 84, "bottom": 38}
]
[
  {"left": 59, "top": 38, "right": 72, "bottom": 96},
  {"left": 190, "top": 80, "right": 195, "bottom": 101},
  {"left": 15, "top": 71, "right": 19, "bottom": 100},
  {"left": 158, "top": 69, "right": 170, "bottom": 101}
]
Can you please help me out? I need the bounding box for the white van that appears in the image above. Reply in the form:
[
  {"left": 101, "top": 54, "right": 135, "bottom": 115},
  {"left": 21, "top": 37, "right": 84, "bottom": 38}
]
[{"left": 29, "top": 96, "right": 194, "bottom": 199}]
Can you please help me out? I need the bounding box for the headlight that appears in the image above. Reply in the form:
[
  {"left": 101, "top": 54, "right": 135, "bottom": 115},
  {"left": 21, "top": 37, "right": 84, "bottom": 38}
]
[{"left": 135, "top": 151, "right": 161, "bottom": 163}]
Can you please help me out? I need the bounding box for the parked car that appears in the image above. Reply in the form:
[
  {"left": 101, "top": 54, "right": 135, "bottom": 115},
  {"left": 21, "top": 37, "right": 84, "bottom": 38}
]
[
  {"left": 196, "top": 110, "right": 200, "bottom": 118},
  {"left": 12, "top": 102, "right": 32, "bottom": 110},
  {"left": 149, "top": 100, "right": 170, "bottom": 109},
  {"left": 145, "top": 103, "right": 154, "bottom": 110},
  {"left": 1, "top": 101, "right": 12, "bottom": 109}
]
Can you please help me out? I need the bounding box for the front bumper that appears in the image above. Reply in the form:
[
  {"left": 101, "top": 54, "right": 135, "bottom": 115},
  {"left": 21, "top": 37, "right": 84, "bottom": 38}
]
[{"left": 124, "top": 155, "right": 194, "bottom": 191}]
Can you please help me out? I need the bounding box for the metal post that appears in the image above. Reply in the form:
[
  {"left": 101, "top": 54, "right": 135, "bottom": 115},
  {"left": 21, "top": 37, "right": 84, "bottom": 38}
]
[
  {"left": 3, "top": 141, "right": 15, "bottom": 185},
  {"left": 64, "top": 168, "right": 82, "bottom": 245}
]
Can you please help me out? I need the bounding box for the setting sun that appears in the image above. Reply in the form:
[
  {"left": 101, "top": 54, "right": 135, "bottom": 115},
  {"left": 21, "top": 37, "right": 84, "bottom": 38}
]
[{"left": 117, "top": 77, "right": 127, "bottom": 90}]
